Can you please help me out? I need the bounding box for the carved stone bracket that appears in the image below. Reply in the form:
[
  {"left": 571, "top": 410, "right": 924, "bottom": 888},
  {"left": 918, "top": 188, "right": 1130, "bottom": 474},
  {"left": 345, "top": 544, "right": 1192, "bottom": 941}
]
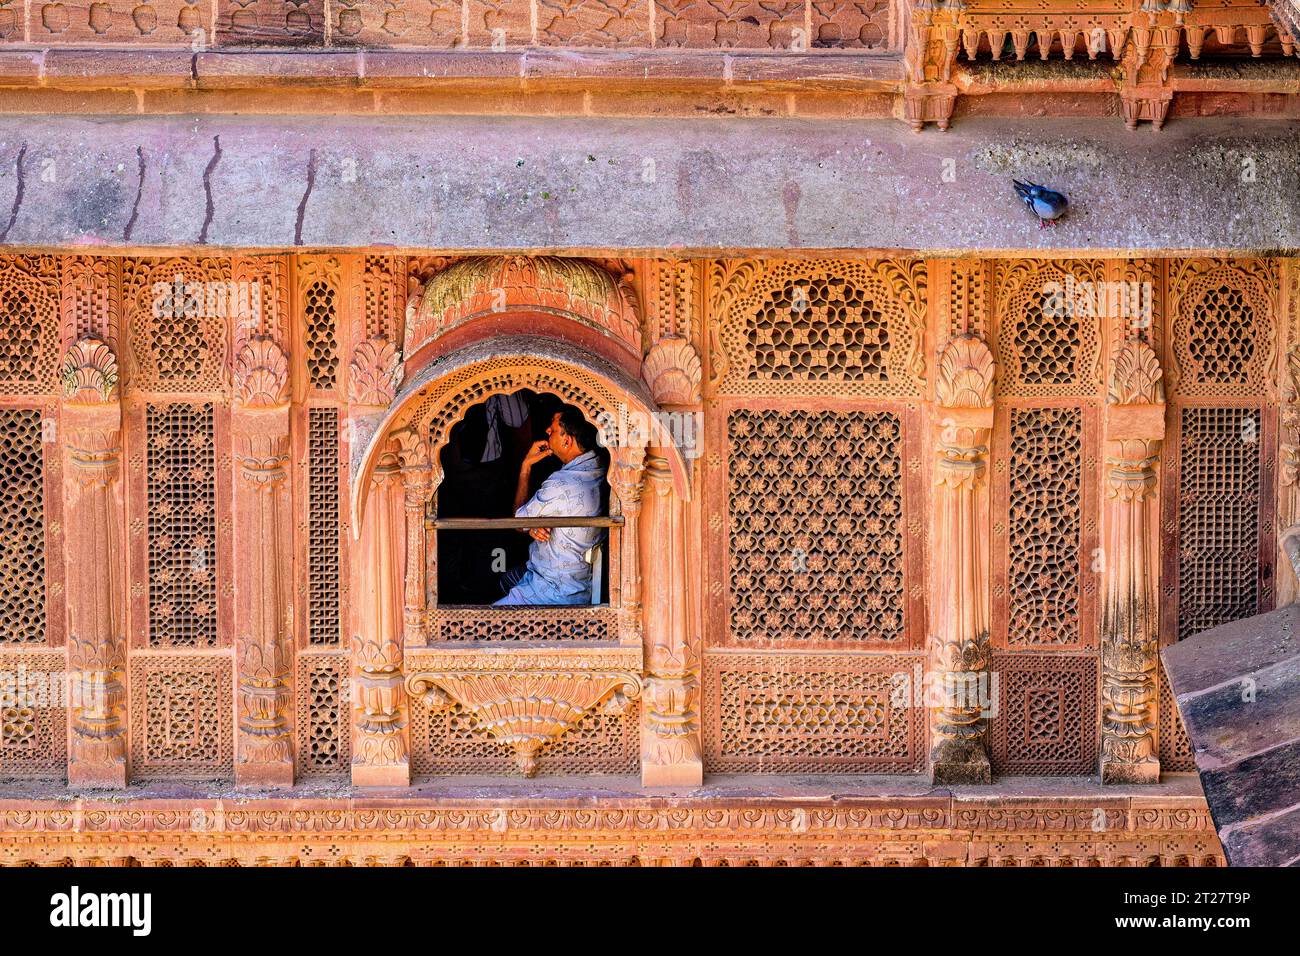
[
  {"left": 406, "top": 648, "right": 643, "bottom": 777},
  {"left": 61, "top": 338, "right": 119, "bottom": 404}
]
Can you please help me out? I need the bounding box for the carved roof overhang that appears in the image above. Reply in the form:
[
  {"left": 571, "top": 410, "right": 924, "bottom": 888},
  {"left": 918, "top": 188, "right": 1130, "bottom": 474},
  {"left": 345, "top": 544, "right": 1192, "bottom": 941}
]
[
  {"left": 937, "top": 0, "right": 1296, "bottom": 65},
  {"left": 407, "top": 256, "right": 641, "bottom": 366},
  {"left": 350, "top": 335, "right": 690, "bottom": 532},
  {"left": 1269, "top": 0, "right": 1300, "bottom": 38}
]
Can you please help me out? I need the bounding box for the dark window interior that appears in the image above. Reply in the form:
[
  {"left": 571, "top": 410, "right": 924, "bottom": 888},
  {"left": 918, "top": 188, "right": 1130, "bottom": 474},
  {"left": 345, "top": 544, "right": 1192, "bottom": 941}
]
[{"left": 435, "top": 390, "right": 611, "bottom": 606}]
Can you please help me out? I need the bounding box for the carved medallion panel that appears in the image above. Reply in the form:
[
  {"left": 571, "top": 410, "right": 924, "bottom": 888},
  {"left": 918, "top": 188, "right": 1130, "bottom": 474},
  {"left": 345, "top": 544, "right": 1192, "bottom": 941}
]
[
  {"left": 129, "top": 654, "right": 234, "bottom": 780},
  {"left": 989, "top": 653, "right": 1098, "bottom": 776},
  {"left": 656, "top": 0, "right": 802, "bottom": 49}
]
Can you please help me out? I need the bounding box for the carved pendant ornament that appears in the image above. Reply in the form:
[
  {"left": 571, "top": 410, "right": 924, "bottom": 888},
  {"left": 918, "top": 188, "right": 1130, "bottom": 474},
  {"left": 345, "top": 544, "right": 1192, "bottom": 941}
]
[{"left": 407, "top": 660, "right": 642, "bottom": 776}]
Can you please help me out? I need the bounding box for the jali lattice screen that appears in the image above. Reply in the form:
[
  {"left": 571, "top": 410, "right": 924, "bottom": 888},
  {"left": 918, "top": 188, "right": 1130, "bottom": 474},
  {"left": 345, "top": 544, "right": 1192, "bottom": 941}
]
[
  {"left": 0, "top": 409, "right": 46, "bottom": 645},
  {"left": 146, "top": 402, "right": 219, "bottom": 648},
  {"left": 723, "top": 407, "right": 910, "bottom": 645},
  {"left": 1165, "top": 405, "right": 1273, "bottom": 643},
  {"left": 307, "top": 407, "right": 342, "bottom": 646}
]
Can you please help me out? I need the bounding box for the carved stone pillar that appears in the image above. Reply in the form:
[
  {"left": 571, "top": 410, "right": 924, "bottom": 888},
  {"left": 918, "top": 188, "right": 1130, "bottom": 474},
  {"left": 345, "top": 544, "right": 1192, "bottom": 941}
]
[
  {"left": 1279, "top": 259, "right": 1300, "bottom": 607},
  {"left": 639, "top": 452, "right": 702, "bottom": 787},
  {"left": 351, "top": 451, "right": 409, "bottom": 786},
  {"left": 62, "top": 339, "right": 128, "bottom": 788},
  {"left": 928, "top": 335, "right": 996, "bottom": 784},
  {"left": 1100, "top": 340, "right": 1165, "bottom": 784},
  {"left": 609, "top": 444, "right": 647, "bottom": 636},
  {"left": 232, "top": 336, "right": 294, "bottom": 786},
  {"left": 395, "top": 428, "right": 434, "bottom": 641}
]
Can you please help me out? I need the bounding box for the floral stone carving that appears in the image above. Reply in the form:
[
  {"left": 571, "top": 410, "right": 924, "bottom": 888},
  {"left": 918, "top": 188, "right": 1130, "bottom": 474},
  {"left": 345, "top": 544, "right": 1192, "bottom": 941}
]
[
  {"left": 406, "top": 649, "right": 643, "bottom": 776},
  {"left": 61, "top": 338, "right": 119, "bottom": 404},
  {"left": 642, "top": 336, "right": 702, "bottom": 406}
]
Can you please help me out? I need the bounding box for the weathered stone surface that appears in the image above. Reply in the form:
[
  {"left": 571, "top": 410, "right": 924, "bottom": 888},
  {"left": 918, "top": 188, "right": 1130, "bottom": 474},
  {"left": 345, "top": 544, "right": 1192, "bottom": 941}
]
[
  {"left": 0, "top": 116, "right": 1298, "bottom": 253},
  {"left": 1164, "top": 603, "right": 1300, "bottom": 866}
]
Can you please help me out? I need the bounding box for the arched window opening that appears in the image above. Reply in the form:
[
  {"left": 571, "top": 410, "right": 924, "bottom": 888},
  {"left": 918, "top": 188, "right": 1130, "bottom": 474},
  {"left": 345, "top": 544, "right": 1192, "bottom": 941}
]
[{"left": 433, "top": 390, "right": 613, "bottom": 608}]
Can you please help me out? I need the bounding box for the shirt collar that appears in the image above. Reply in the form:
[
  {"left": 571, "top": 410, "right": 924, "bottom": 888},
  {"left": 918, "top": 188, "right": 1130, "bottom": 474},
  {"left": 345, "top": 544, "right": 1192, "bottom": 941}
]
[{"left": 561, "top": 450, "right": 598, "bottom": 471}]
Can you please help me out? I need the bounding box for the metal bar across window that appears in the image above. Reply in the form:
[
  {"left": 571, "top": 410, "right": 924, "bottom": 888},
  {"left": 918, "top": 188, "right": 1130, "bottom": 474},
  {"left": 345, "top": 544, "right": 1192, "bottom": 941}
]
[{"left": 428, "top": 516, "right": 624, "bottom": 530}]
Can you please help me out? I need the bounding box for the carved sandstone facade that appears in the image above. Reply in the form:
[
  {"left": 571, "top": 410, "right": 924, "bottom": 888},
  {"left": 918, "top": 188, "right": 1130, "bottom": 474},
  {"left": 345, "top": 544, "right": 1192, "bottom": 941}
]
[{"left": 6, "top": 250, "right": 1294, "bottom": 867}]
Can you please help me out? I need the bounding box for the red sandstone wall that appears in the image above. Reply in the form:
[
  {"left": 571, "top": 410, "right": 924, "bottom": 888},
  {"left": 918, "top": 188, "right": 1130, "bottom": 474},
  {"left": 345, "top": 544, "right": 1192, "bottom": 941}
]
[{"left": 0, "top": 253, "right": 1293, "bottom": 790}]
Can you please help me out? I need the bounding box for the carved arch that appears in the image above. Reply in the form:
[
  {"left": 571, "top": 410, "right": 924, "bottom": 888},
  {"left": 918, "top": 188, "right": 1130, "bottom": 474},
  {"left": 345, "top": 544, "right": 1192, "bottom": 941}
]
[
  {"left": 404, "top": 256, "right": 642, "bottom": 367},
  {"left": 349, "top": 337, "right": 691, "bottom": 779},
  {"left": 710, "top": 258, "right": 927, "bottom": 398},
  {"left": 351, "top": 337, "right": 689, "bottom": 534},
  {"left": 1167, "top": 258, "right": 1277, "bottom": 399}
]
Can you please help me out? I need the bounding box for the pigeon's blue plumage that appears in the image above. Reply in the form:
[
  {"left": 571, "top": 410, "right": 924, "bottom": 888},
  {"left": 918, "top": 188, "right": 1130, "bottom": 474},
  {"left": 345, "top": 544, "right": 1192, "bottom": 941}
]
[{"left": 1013, "top": 179, "right": 1068, "bottom": 228}]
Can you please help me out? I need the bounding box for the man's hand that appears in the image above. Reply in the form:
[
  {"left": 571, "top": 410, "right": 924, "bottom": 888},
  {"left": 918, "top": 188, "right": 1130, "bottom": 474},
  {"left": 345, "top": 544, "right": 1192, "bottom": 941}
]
[
  {"left": 528, "top": 527, "right": 552, "bottom": 543},
  {"left": 522, "top": 440, "right": 552, "bottom": 469},
  {"left": 515, "top": 440, "right": 555, "bottom": 513}
]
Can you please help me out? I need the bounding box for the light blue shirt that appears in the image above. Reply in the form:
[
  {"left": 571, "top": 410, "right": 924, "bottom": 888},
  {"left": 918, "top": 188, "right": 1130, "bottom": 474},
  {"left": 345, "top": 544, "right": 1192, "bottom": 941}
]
[{"left": 495, "top": 450, "right": 606, "bottom": 606}]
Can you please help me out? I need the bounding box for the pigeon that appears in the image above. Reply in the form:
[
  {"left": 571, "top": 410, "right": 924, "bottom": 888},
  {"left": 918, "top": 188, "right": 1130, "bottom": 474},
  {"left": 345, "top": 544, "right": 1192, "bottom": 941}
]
[{"left": 1013, "top": 180, "right": 1068, "bottom": 228}]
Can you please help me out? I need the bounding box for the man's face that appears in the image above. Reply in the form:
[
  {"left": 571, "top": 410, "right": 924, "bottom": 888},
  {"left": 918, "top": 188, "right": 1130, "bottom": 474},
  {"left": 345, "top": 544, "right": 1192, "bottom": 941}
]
[{"left": 545, "top": 413, "right": 571, "bottom": 457}]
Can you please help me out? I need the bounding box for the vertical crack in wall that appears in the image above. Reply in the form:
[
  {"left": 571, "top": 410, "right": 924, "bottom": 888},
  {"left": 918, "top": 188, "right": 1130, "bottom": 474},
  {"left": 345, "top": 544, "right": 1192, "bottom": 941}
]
[
  {"left": 124, "top": 146, "right": 147, "bottom": 243},
  {"left": 295, "top": 148, "right": 318, "bottom": 247},
  {"left": 198, "top": 135, "right": 222, "bottom": 245},
  {"left": 0, "top": 143, "right": 28, "bottom": 243}
]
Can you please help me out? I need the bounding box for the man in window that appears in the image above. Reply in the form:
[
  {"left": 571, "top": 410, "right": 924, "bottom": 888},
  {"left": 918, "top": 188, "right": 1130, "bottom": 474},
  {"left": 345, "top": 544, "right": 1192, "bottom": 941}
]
[{"left": 496, "top": 405, "right": 607, "bottom": 606}]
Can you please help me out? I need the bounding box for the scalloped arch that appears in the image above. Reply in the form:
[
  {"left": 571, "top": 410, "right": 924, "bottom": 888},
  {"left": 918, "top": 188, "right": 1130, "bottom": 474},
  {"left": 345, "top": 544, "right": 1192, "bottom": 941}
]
[{"left": 350, "top": 337, "right": 689, "bottom": 535}]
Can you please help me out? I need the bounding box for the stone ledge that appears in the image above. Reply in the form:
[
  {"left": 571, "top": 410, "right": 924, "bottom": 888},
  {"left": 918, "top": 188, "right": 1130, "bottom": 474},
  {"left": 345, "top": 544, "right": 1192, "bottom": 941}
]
[
  {"left": 1164, "top": 603, "right": 1300, "bottom": 866},
  {"left": 6, "top": 47, "right": 904, "bottom": 92},
  {"left": 0, "top": 778, "right": 1223, "bottom": 865}
]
